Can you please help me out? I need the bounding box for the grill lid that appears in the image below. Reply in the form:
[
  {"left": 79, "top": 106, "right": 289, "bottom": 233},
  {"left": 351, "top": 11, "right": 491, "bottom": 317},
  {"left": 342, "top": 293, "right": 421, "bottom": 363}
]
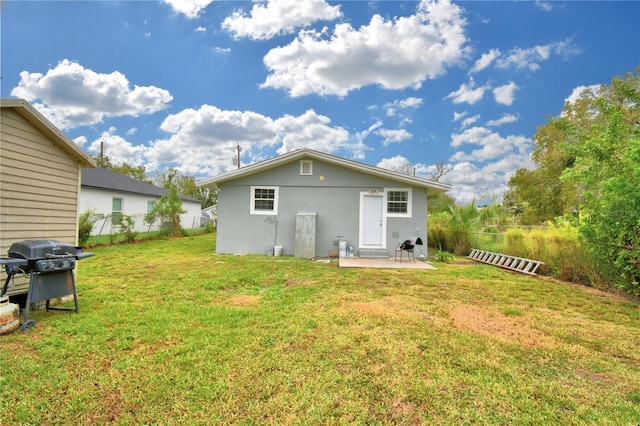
[{"left": 8, "top": 240, "right": 76, "bottom": 260}]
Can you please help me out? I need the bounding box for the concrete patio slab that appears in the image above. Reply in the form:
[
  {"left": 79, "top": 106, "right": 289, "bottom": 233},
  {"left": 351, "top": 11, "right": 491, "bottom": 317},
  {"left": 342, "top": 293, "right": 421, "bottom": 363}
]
[{"left": 338, "top": 257, "right": 437, "bottom": 270}]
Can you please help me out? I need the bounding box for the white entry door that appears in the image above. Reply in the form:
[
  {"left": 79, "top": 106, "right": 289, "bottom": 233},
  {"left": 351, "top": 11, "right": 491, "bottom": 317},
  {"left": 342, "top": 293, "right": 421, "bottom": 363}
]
[{"left": 360, "top": 193, "right": 385, "bottom": 247}]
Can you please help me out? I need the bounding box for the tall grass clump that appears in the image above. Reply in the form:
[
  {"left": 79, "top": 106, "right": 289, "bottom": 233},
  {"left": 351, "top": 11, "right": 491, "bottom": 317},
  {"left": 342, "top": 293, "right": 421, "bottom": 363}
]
[
  {"left": 500, "top": 221, "right": 600, "bottom": 286},
  {"left": 427, "top": 218, "right": 450, "bottom": 252},
  {"left": 504, "top": 228, "right": 527, "bottom": 258}
]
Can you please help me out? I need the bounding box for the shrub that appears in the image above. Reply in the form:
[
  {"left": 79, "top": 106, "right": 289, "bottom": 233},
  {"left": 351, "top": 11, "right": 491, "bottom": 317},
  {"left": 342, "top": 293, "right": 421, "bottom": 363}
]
[
  {"left": 434, "top": 244, "right": 454, "bottom": 263},
  {"left": 119, "top": 215, "right": 138, "bottom": 244},
  {"left": 78, "top": 209, "right": 101, "bottom": 247}
]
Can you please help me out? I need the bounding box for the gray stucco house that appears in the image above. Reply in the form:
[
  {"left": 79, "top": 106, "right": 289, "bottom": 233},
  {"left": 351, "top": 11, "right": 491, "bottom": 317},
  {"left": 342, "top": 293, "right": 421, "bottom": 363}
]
[{"left": 198, "top": 149, "right": 451, "bottom": 258}]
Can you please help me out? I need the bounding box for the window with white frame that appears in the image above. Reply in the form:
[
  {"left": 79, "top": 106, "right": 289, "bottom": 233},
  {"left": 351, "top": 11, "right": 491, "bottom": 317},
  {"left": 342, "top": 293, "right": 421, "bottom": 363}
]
[
  {"left": 300, "top": 160, "right": 313, "bottom": 175},
  {"left": 386, "top": 189, "right": 411, "bottom": 217},
  {"left": 250, "top": 186, "right": 279, "bottom": 215}
]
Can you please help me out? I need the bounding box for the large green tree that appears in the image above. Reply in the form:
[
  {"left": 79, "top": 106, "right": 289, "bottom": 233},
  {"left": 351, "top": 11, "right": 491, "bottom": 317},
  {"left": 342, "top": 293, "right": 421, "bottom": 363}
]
[
  {"left": 509, "top": 68, "right": 639, "bottom": 292},
  {"left": 93, "top": 154, "right": 151, "bottom": 183},
  {"left": 561, "top": 72, "right": 640, "bottom": 293},
  {"left": 154, "top": 168, "right": 213, "bottom": 206}
]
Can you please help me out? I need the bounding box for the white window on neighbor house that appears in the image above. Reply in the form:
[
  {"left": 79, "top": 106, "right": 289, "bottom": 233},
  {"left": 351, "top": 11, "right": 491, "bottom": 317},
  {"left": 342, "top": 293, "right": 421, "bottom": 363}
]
[
  {"left": 300, "top": 160, "right": 313, "bottom": 176},
  {"left": 250, "top": 186, "right": 279, "bottom": 215},
  {"left": 112, "top": 197, "right": 124, "bottom": 226},
  {"left": 386, "top": 189, "right": 411, "bottom": 217},
  {"left": 147, "top": 200, "right": 155, "bottom": 213}
]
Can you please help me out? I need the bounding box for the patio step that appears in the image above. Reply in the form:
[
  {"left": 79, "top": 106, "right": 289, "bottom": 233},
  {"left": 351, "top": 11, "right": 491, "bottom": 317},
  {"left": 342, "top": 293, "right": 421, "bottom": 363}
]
[
  {"left": 468, "top": 249, "right": 544, "bottom": 275},
  {"left": 358, "top": 248, "right": 390, "bottom": 259}
]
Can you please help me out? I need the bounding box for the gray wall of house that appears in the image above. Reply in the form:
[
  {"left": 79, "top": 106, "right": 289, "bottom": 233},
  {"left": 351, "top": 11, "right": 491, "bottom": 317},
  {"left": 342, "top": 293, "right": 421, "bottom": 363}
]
[{"left": 215, "top": 157, "right": 429, "bottom": 257}]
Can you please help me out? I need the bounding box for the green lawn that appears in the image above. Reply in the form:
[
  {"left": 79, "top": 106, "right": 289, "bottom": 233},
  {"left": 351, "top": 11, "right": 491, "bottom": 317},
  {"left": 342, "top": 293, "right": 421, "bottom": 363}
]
[{"left": 1, "top": 234, "right": 639, "bottom": 424}]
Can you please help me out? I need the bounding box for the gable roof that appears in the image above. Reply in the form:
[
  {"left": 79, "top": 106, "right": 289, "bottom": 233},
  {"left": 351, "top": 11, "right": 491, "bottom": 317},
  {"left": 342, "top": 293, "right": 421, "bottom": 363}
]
[
  {"left": 197, "top": 148, "right": 451, "bottom": 195},
  {"left": 1, "top": 98, "right": 96, "bottom": 168},
  {"left": 82, "top": 167, "right": 202, "bottom": 204}
]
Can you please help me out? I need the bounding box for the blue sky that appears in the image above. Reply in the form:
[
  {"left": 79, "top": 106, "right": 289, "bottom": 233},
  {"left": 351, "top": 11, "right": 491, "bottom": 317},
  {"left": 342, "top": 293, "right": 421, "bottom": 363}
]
[{"left": 2, "top": 0, "right": 638, "bottom": 202}]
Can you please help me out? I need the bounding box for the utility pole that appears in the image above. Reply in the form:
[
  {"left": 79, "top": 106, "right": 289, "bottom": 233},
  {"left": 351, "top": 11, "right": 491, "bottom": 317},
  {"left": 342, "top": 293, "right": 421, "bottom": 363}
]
[{"left": 236, "top": 143, "right": 242, "bottom": 169}]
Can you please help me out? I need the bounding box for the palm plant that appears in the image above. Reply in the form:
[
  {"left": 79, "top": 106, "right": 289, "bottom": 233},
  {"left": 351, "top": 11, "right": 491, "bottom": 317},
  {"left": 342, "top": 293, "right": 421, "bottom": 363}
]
[{"left": 445, "top": 200, "right": 497, "bottom": 255}]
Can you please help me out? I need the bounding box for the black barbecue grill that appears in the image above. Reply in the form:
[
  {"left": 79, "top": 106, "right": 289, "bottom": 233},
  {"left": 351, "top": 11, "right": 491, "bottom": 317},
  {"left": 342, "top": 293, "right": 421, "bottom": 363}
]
[{"left": 0, "top": 240, "right": 94, "bottom": 331}]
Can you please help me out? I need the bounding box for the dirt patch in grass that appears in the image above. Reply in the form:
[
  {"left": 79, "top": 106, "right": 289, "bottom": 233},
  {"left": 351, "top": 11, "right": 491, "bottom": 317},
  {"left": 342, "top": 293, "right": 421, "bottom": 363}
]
[
  {"left": 225, "top": 294, "right": 262, "bottom": 307},
  {"left": 343, "top": 296, "right": 439, "bottom": 326},
  {"left": 349, "top": 301, "right": 395, "bottom": 317},
  {"left": 449, "top": 304, "right": 555, "bottom": 349}
]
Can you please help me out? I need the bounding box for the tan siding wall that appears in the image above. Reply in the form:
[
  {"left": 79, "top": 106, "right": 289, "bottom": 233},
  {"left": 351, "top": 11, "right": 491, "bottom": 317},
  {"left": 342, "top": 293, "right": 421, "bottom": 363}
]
[{"left": 1, "top": 108, "right": 82, "bottom": 295}]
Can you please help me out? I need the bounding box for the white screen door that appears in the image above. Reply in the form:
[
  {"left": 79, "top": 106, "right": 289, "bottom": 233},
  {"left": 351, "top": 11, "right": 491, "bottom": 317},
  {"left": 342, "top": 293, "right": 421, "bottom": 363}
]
[{"left": 360, "top": 193, "right": 384, "bottom": 247}]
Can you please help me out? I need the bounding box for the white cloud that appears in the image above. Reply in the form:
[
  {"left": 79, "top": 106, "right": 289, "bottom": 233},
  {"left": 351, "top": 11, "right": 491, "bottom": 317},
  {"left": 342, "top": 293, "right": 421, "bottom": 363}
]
[
  {"left": 261, "top": 0, "right": 469, "bottom": 97},
  {"left": 88, "top": 130, "right": 148, "bottom": 167},
  {"left": 444, "top": 161, "right": 501, "bottom": 203},
  {"left": 453, "top": 111, "right": 468, "bottom": 121},
  {"left": 486, "top": 113, "right": 518, "bottom": 127},
  {"left": 162, "top": 0, "right": 214, "bottom": 19},
  {"left": 496, "top": 39, "right": 581, "bottom": 71},
  {"left": 535, "top": 1, "right": 553, "bottom": 12},
  {"left": 10, "top": 60, "right": 172, "bottom": 129},
  {"left": 377, "top": 156, "right": 448, "bottom": 180},
  {"left": 376, "top": 155, "right": 411, "bottom": 172},
  {"left": 565, "top": 84, "right": 600, "bottom": 105},
  {"left": 222, "top": 0, "right": 342, "bottom": 40},
  {"left": 445, "top": 78, "right": 487, "bottom": 105},
  {"left": 449, "top": 126, "right": 531, "bottom": 161},
  {"left": 158, "top": 105, "right": 278, "bottom": 145},
  {"left": 469, "top": 48, "right": 500, "bottom": 73},
  {"left": 383, "top": 96, "right": 423, "bottom": 116},
  {"left": 378, "top": 156, "right": 510, "bottom": 203},
  {"left": 273, "top": 109, "right": 350, "bottom": 154},
  {"left": 461, "top": 114, "right": 480, "bottom": 129},
  {"left": 375, "top": 128, "right": 413, "bottom": 146},
  {"left": 126, "top": 127, "right": 138, "bottom": 136},
  {"left": 356, "top": 120, "right": 383, "bottom": 142},
  {"left": 444, "top": 150, "right": 535, "bottom": 204},
  {"left": 194, "top": 26, "right": 207, "bottom": 33},
  {"left": 146, "top": 105, "right": 277, "bottom": 174},
  {"left": 492, "top": 81, "right": 519, "bottom": 106},
  {"left": 74, "top": 135, "right": 88, "bottom": 147},
  {"left": 212, "top": 46, "right": 231, "bottom": 54},
  {"left": 143, "top": 105, "right": 355, "bottom": 175}
]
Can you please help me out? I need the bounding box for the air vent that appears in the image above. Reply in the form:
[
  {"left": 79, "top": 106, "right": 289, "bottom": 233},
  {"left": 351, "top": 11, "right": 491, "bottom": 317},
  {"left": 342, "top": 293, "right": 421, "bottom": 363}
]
[{"left": 300, "top": 160, "right": 313, "bottom": 176}]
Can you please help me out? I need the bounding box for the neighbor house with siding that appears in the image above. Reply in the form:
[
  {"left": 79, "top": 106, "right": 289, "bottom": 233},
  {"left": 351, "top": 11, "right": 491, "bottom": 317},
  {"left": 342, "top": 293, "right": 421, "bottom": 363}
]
[
  {"left": 0, "top": 98, "right": 96, "bottom": 296},
  {"left": 80, "top": 167, "right": 203, "bottom": 235},
  {"left": 198, "top": 148, "right": 451, "bottom": 258}
]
